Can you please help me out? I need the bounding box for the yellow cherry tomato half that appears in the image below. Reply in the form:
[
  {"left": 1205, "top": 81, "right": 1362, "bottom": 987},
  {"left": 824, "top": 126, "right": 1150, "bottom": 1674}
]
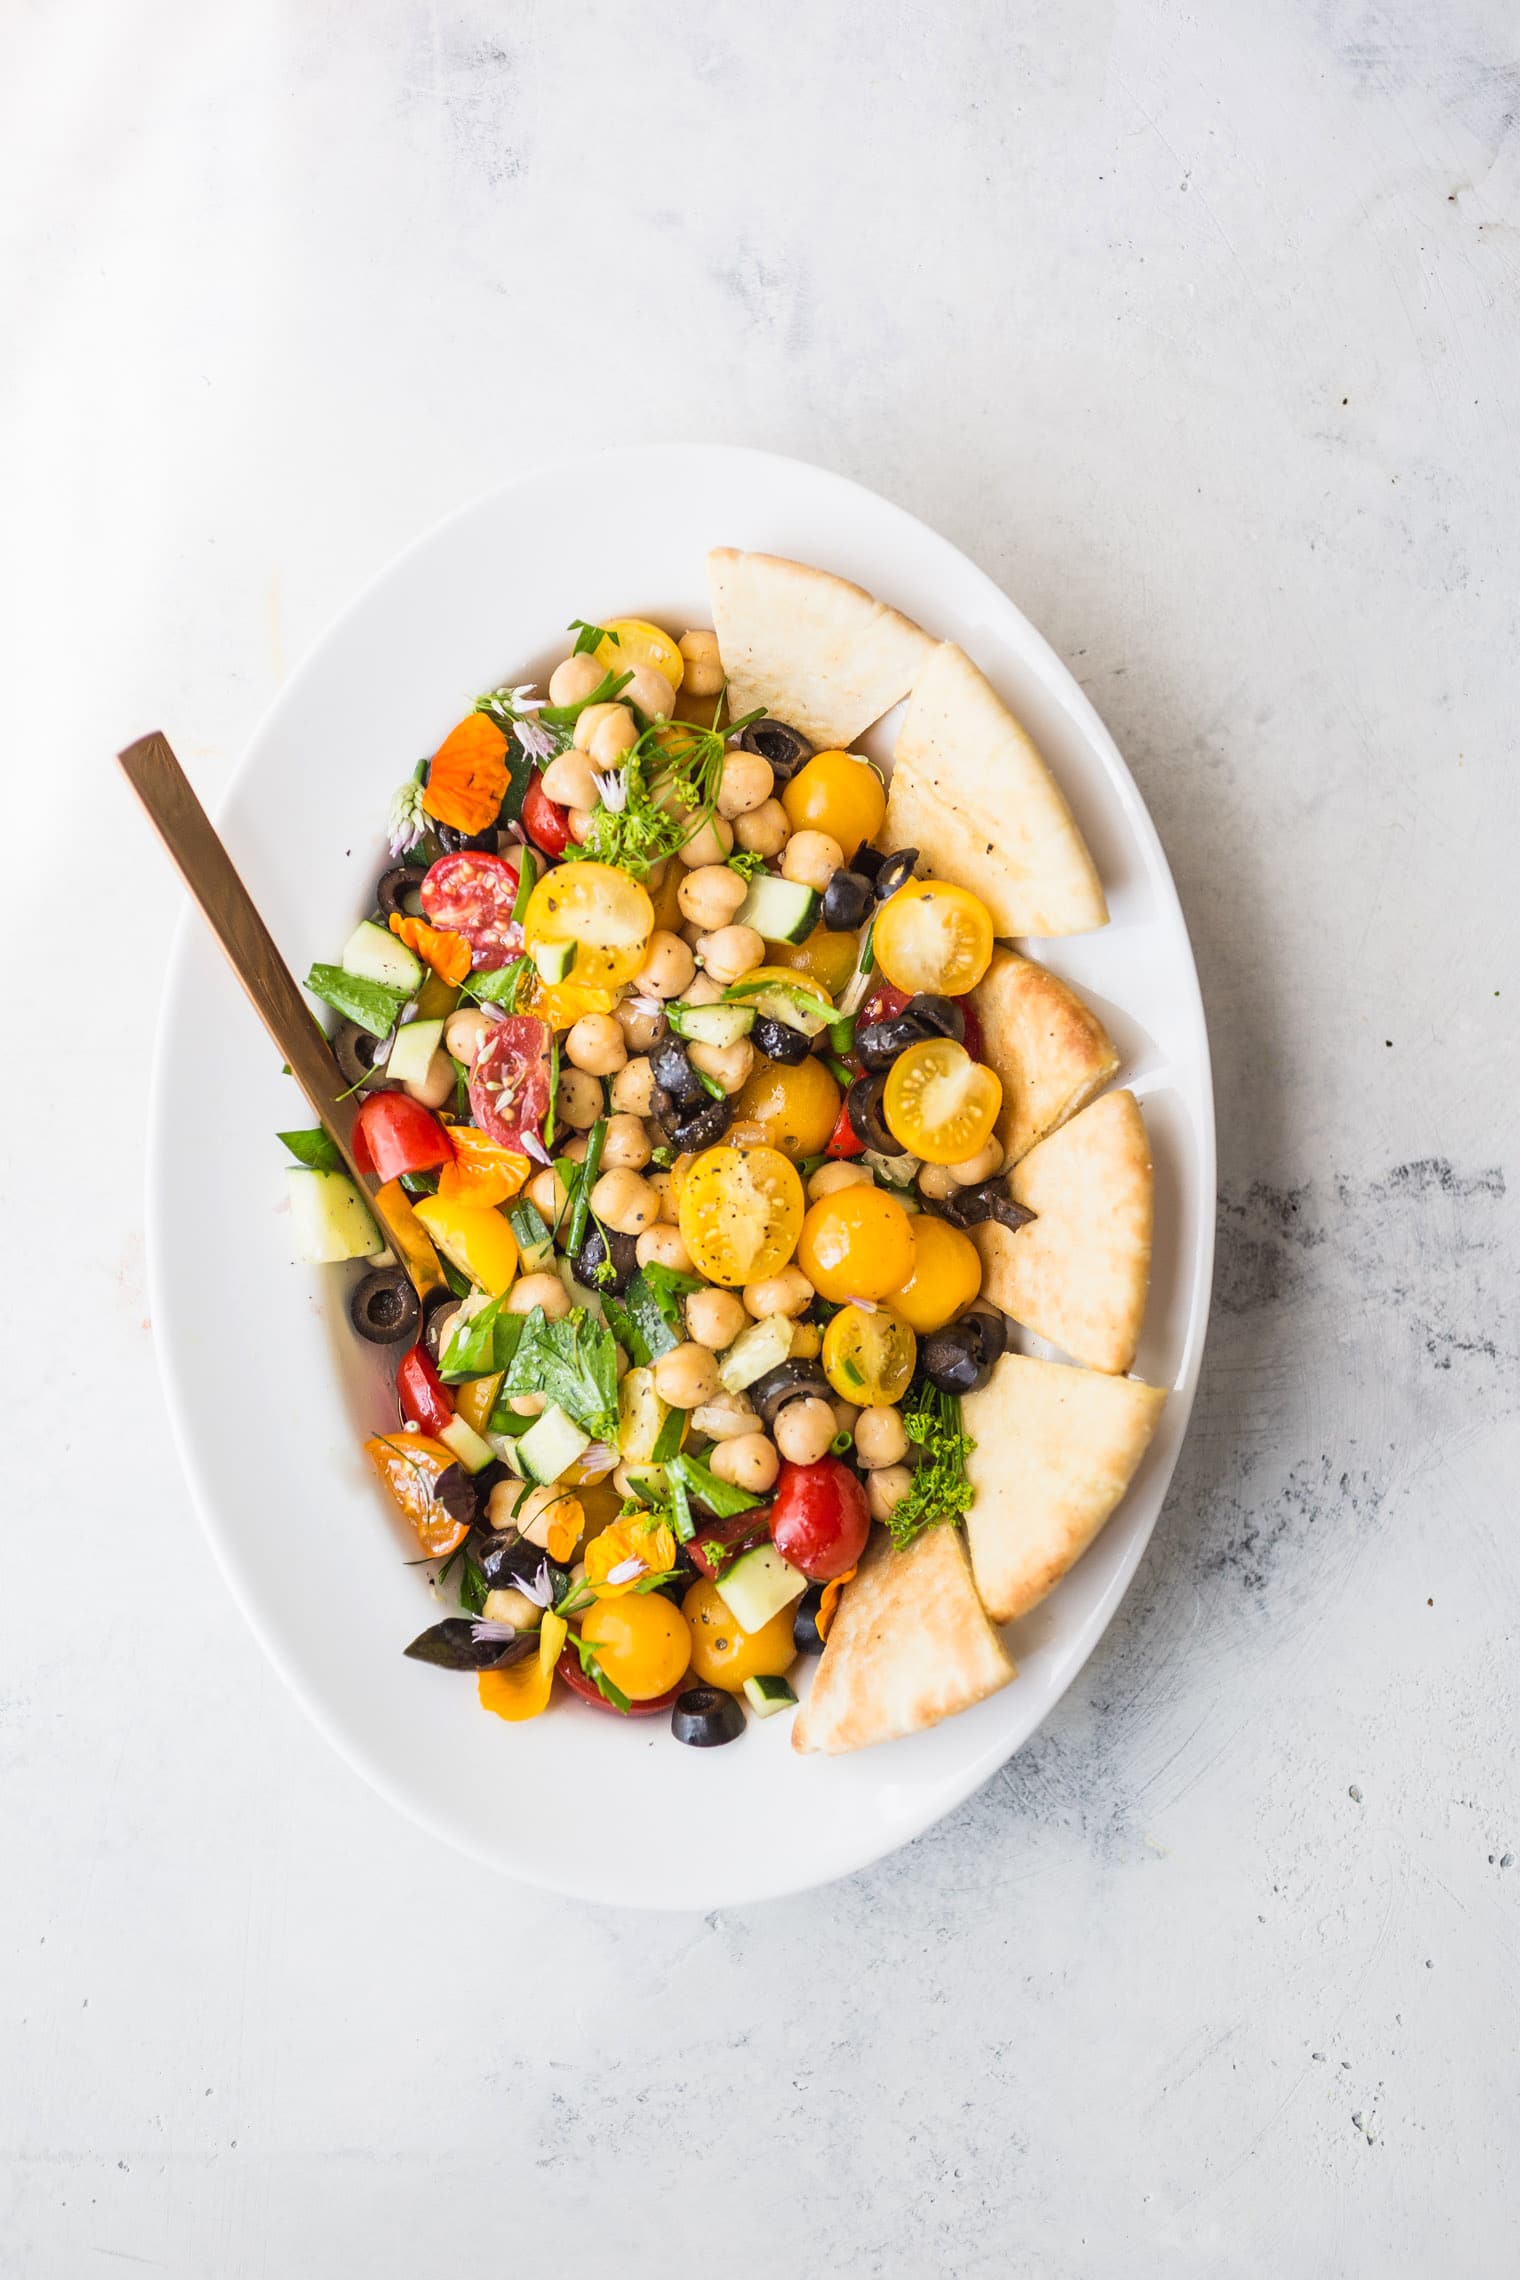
[
  {"left": 731, "top": 1055, "right": 842, "bottom": 1161},
  {"left": 886, "top": 1212, "right": 983, "bottom": 1332},
  {"left": 523, "top": 862, "right": 653, "bottom": 993},
  {"left": 410, "top": 1194, "right": 519, "bottom": 1296},
  {"left": 780, "top": 750, "right": 886, "bottom": 863},
  {"left": 682, "top": 1578, "right": 797, "bottom": 1694},
  {"left": 797, "top": 1185, "right": 916, "bottom": 1304},
  {"left": 579, "top": 1591, "right": 691, "bottom": 1701},
  {"left": 678, "top": 1143, "right": 805, "bottom": 1287},
  {"left": 762, "top": 926, "right": 862, "bottom": 998},
  {"left": 479, "top": 1610, "right": 567, "bottom": 1722},
  {"left": 595, "top": 617, "right": 685, "bottom": 693},
  {"left": 524, "top": 975, "right": 618, "bottom": 1031},
  {"left": 822, "top": 1305, "right": 917, "bottom": 1405},
  {"left": 872, "top": 878, "right": 995, "bottom": 997},
  {"left": 883, "top": 1039, "right": 1003, "bottom": 1166}
]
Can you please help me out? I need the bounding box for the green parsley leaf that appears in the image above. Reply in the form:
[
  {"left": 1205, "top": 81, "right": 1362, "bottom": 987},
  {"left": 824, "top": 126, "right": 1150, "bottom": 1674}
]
[
  {"left": 882, "top": 1383, "right": 975, "bottom": 1551},
  {"left": 664, "top": 1451, "right": 762, "bottom": 1543},
  {"left": 277, "top": 1127, "right": 342, "bottom": 1171},
  {"left": 497, "top": 1306, "right": 620, "bottom": 1443},
  {"left": 560, "top": 1629, "right": 632, "bottom": 1713},
  {"left": 305, "top": 963, "right": 408, "bottom": 1039}
]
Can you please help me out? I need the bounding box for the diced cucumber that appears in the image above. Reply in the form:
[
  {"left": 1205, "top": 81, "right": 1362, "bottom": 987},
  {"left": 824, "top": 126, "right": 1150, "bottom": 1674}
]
[
  {"left": 862, "top": 1147, "right": 922, "bottom": 1188},
  {"left": 487, "top": 1432, "right": 529, "bottom": 1476},
  {"left": 506, "top": 1198, "right": 555, "bottom": 1272},
  {"left": 836, "top": 956, "right": 877, "bottom": 1020},
  {"left": 286, "top": 1167, "right": 384, "bottom": 1264},
  {"left": 386, "top": 1017, "right": 444, "bottom": 1088},
  {"left": 437, "top": 1414, "right": 497, "bottom": 1474},
  {"left": 743, "top": 1673, "right": 799, "bottom": 1716},
  {"left": 533, "top": 940, "right": 577, "bottom": 984},
  {"left": 619, "top": 1462, "right": 669, "bottom": 1505},
  {"left": 717, "top": 1544, "right": 808, "bottom": 1633},
  {"left": 516, "top": 1403, "right": 590, "bottom": 1484},
  {"left": 618, "top": 1366, "right": 675, "bottom": 1463},
  {"left": 342, "top": 918, "right": 424, "bottom": 994},
  {"left": 666, "top": 1000, "right": 755, "bottom": 1049},
  {"left": 726, "top": 975, "right": 834, "bottom": 1037},
  {"left": 736, "top": 873, "right": 822, "bottom": 945},
  {"left": 717, "top": 1313, "right": 796, "bottom": 1394}
]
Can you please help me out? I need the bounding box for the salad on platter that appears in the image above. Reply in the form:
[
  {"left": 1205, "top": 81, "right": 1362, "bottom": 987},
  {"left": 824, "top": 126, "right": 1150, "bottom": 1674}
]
[{"left": 280, "top": 553, "right": 1165, "bottom": 1754}]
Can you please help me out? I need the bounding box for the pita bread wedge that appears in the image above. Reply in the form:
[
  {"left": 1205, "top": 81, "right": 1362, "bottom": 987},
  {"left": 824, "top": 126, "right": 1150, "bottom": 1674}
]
[
  {"left": 974, "top": 946, "right": 1120, "bottom": 1164},
  {"left": 964, "top": 1354, "right": 1166, "bottom": 1622},
  {"left": 793, "top": 1524, "right": 1015, "bottom": 1755},
  {"left": 885, "top": 643, "right": 1107, "bottom": 936},
  {"left": 974, "top": 1089, "right": 1152, "bottom": 1374},
  {"left": 706, "top": 550, "right": 934, "bottom": 750}
]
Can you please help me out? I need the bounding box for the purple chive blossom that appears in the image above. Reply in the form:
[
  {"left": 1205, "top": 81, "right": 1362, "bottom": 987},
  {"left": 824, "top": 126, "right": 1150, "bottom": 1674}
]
[
  {"left": 605, "top": 1557, "right": 645, "bottom": 1587},
  {"left": 386, "top": 776, "right": 428, "bottom": 857},
  {"left": 593, "top": 769, "right": 629, "bottom": 812},
  {"left": 845, "top": 1296, "right": 879, "bottom": 1313},
  {"left": 579, "top": 1442, "right": 617, "bottom": 1474},
  {"left": 521, "top": 1131, "right": 552, "bottom": 1166},
  {"left": 512, "top": 1562, "right": 555, "bottom": 1610},
  {"left": 515, "top": 716, "right": 558, "bottom": 763},
  {"left": 469, "top": 1619, "right": 520, "bottom": 1644}
]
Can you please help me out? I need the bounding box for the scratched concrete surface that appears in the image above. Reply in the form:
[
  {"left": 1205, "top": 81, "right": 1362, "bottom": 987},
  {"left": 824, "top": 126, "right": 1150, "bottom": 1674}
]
[{"left": 2, "top": 2, "right": 1517, "bottom": 2273}]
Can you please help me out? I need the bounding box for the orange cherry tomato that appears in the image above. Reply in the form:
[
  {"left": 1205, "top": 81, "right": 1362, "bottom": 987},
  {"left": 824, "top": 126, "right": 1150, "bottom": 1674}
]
[
  {"left": 522, "top": 863, "right": 653, "bottom": 992},
  {"left": 821, "top": 1304, "right": 916, "bottom": 1403},
  {"left": 883, "top": 1039, "right": 1003, "bottom": 1165},
  {"left": 678, "top": 1144, "right": 805, "bottom": 1286},
  {"left": 731, "top": 1056, "right": 842, "bottom": 1160},
  {"left": 761, "top": 926, "right": 862, "bottom": 997},
  {"left": 436, "top": 1126, "right": 531, "bottom": 1209},
  {"left": 594, "top": 618, "right": 685, "bottom": 692},
  {"left": 682, "top": 1577, "right": 797, "bottom": 1693},
  {"left": 872, "top": 879, "right": 994, "bottom": 997},
  {"left": 886, "top": 1212, "right": 982, "bottom": 1331},
  {"left": 363, "top": 1432, "right": 470, "bottom": 1557},
  {"left": 780, "top": 750, "right": 886, "bottom": 862},
  {"left": 579, "top": 1591, "right": 692, "bottom": 1700},
  {"left": 796, "top": 1185, "right": 916, "bottom": 1304}
]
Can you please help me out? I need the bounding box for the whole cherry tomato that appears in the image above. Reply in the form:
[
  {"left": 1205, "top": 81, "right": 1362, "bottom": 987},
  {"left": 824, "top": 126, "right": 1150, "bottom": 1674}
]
[
  {"left": 770, "top": 1458, "right": 871, "bottom": 1580},
  {"left": 468, "top": 1016, "right": 553, "bottom": 1153},
  {"left": 522, "top": 775, "right": 571, "bottom": 857},
  {"left": 554, "top": 1650, "right": 684, "bottom": 1717},
  {"left": 351, "top": 1093, "right": 454, "bottom": 1183},
  {"left": 396, "top": 1343, "right": 453, "bottom": 1437}
]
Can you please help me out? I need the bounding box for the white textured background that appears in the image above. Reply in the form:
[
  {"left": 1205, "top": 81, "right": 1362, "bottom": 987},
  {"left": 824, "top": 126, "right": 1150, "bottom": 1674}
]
[{"left": 3, "top": 2, "right": 1517, "bottom": 2273}]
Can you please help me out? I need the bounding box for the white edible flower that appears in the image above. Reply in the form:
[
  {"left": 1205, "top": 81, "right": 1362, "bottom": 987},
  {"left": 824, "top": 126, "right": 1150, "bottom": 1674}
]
[
  {"left": 386, "top": 774, "right": 428, "bottom": 856},
  {"left": 510, "top": 1561, "right": 556, "bottom": 1610},
  {"left": 593, "top": 768, "right": 629, "bottom": 812},
  {"left": 605, "top": 1557, "right": 645, "bottom": 1587}
]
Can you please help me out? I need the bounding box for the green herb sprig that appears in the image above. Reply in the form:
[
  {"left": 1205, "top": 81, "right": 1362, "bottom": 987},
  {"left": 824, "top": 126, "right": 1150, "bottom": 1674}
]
[{"left": 882, "top": 1383, "right": 976, "bottom": 1551}]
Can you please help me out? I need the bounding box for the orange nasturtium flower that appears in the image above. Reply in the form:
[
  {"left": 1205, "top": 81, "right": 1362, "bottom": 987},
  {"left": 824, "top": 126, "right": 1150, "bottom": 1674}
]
[
  {"left": 388, "top": 911, "right": 473, "bottom": 985},
  {"left": 583, "top": 1514, "right": 678, "bottom": 1598},
  {"left": 420, "top": 712, "right": 509, "bottom": 836},
  {"left": 478, "top": 1609, "right": 568, "bottom": 1722},
  {"left": 362, "top": 1433, "right": 470, "bottom": 1558},
  {"left": 817, "top": 1564, "right": 857, "bottom": 1641},
  {"left": 436, "top": 1125, "right": 531, "bottom": 1209}
]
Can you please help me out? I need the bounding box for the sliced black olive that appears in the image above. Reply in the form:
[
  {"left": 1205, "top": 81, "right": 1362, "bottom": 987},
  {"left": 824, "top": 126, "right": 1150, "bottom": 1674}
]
[
  {"left": 475, "top": 1530, "right": 571, "bottom": 1602},
  {"left": 670, "top": 1092, "right": 736, "bottom": 1151},
  {"left": 936, "top": 1181, "right": 1037, "bottom": 1235},
  {"left": 959, "top": 1306, "right": 1012, "bottom": 1365},
  {"left": 852, "top": 844, "right": 886, "bottom": 881},
  {"left": 873, "top": 847, "right": 919, "bottom": 900},
  {"left": 749, "top": 1359, "right": 833, "bottom": 1426},
  {"left": 750, "top": 1012, "right": 812, "bottom": 1065},
  {"left": 738, "top": 717, "right": 813, "bottom": 784},
  {"left": 403, "top": 1618, "right": 536, "bottom": 1672},
  {"left": 903, "top": 992, "right": 964, "bottom": 1043},
  {"left": 377, "top": 863, "right": 427, "bottom": 919},
  {"left": 421, "top": 1287, "right": 463, "bottom": 1364},
  {"left": 844, "top": 1072, "right": 896, "bottom": 1154},
  {"left": 349, "top": 1266, "right": 422, "bottom": 1346},
  {"left": 821, "top": 868, "right": 873, "bottom": 931},
  {"left": 854, "top": 993, "right": 965, "bottom": 1072},
  {"left": 331, "top": 1018, "right": 392, "bottom": 1089},
  {"left": 573, "top": 1224, "right": 640, "bottom": 1295},
  {"left": 432, "top": 815, "right": 503, "bottom": 854},
  {"left": 671, "top": 1685, "right": 746, "bottom": 1747},
  {"left": 920, "top": 1310, "right": 1007, "bottom": 1395},
  {"left": 431, "top": 1463, "right": 478, "bottom": 1532},
  {"left": 650, "top": 1037, "right": 707, "bottom": 1108},
  {"left": 793, "top": 1584, "right": 826, "bottom": 1656}
]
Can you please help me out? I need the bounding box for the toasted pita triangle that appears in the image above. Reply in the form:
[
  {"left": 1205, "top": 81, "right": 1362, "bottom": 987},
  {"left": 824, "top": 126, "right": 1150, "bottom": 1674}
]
[
  {"left": 974, "top": 1089, "right": 1152, "bottom": 1373},
  {"left": 793, "top": 1524, "right": 1015, "bottom": 1755},
  {"left": 974, "top": 946, "right": 1119, "bottom": 1164},
  {"left": 884, "top": 643, "right": 1107, "bottom": 936},
  {"left": 706, "top": 550, "right": 934, "bottom": 750},
  {"left": 964, "top": 1354, "right": 1166, "bottom": 1622}
]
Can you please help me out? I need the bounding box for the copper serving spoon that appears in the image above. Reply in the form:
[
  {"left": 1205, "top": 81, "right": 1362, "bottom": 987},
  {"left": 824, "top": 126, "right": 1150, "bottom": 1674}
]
[{"left": 118, "top": 730, "right": 447, "bottom": 1297}]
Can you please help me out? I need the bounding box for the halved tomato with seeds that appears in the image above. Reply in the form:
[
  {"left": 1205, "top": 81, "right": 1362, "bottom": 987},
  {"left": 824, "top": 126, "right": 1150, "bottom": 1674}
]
[
  {"left": 467, "top": 1016, "right": 552, "bottom": 1154},
  {"left": 420, "top": 850, "right": 523, "bottom": 970},
  {"left": 882, "top": 1038, "right": 1002, "bottom": 1165}
]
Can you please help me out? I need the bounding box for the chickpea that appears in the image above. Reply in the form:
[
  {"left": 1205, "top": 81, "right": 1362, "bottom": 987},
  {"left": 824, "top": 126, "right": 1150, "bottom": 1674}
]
[
  {"left": 680, "top": 919, "right": 707, "bottom": 950},
  {"left": 636, "top": 1222, "right": 694, "bottom": 1273},
  {"left": 527, "top": 1163, "right": 570, "bottom": 1220},
  {"left": 565, "top": 1011, "right": 627, "bottom": 1076},
  {"left": 743, "top": 1265, "right": 814, "bottom": 1318},
  {"left": 517, "top": 1482, "right": 586, "bottom": 1551},
  {"left": 782, "top": 828, "right": 844, "bottom": 892},
  {"left": 619, "top": 662, "right": 675, "bottom": 719},
  {"left": 547, "top": 652, "right": 605, "bottom": 708},
  {"left": 443, "top": 1007, "right": 493, "bottom": 1065},
  {"left": 559, "top": 1132, "right": 589, "bottom": 1163},
  {"left": 611, "top": 1055, "right": 657, "bottom": 1117},
  {"left": 855, "top": 1404, "right": 909, "bottom": 1470},
  {"left": 774, "top": 1395, "right": 837, "bottom": 1466},
  {"left": 652, "top": 1340, "right": 723, "bottom": 1410},
  {"left": 788, "top": 1321, "right": 823, "bottom": 1359},
  {"left": 691, "top": 1393, "right": 760, "bottom": 1440},
  {"left": 482, "top": 1585, "right": 542, "bottom": 1632},
  {"left": 566, "top": 807, "right": 596, "bottom": 846},
  {"left": 709, "top": 1432, "right": 780, "bottom": 1494},
  {"left": 403, "top": 1049, "right": 455, "bottom": 1109},
  {"left": 600, "top": 1112, "right": 652, "bottom": 1170},
  {"left": 683, "top": 970, "right": 725, "bottom": 1006},
  {"left": 540, "top": 748, "right": 600, "bottom": 810},
  {"left": 807, "top": 1159, "right": 874, "bottom": 1203},
  {"left": 917, "top": 1161, "right": 959, "bottom": 1202},
  {"left": 948, "top": 1135, "right": 1006, "bottom": 1186},
  {"left": 717, "top": 748, "right": 774, "bottom": 819},
  {"left": 688, "top": 1036, "right": 754, "bottom": 1095},
  {"left": 698, "top": 924, "right": 764, "bottom": 985},
  {"left": 591, "top": 1167, "right": 661, "bottom": 1234},
  {"left": 648, "top": 1169, "right": 680, "bottom": 1223},
  {"left": 614, "top": 995, "right": 667, "bottom": 1052},
  {"left": 508, "top": 1391, "right": 547, "bottom": 1417},
  {"left": 867, "top": 1464, "right": 915, "bottom": 1522},
  {"left": 573, "top": 701, "right": 638, "bottom": 762},
  {"left": 685, "top": 1286, "right": 748, "bottom": 1351},
  {"left": 636, "top": 928, "right": 696, "bottom": 1001},
  {"left": 679, "top": 812, "right": 735, "bottom": 869},
  {"left": 831, "top": 1397, "right": 861, "bottom": 1439},
  {"left": 678, "top": 863, "right": 749, "bottom": 931},
  {"left": 507, "top": 1272, "right": 571, "bottom": 1320},
  {"left": 554, "top": 1064, "right": 604, "bottom": 1131},
  {"left": 678, "top": 627, "right": 725, "bottom": 697},
  {"left": 734, "top": 797, "right": 791, "bottom": 857}
]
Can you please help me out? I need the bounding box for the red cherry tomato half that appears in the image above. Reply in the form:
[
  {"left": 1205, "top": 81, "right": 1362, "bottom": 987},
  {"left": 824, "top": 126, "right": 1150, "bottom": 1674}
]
[
  {"left": 860, "top": 979, "right": 912, "bottom": 1029},
  {"left": 769, "top": 1457, "right": 871, "bottom": 1580},
  {"left": 824, "top": 1100, "right": 867, "bottom": 1160},
  {"left": 554, "top": 1650, "right": 683, "bottom": 1717},
  {"left": 420, "top": 850, "right": 523, "bottom": 969},
  {"left": 959, "top": 999, "right": 985, "bottom": 1066},
  {"left": 468, "top": 1016, "right": 552, "bottom": 1153},
  {"left": 685, "top": 1510, "right": 774, "bottom": 1580},
  {"left": 396, "top": 1343, "right": 453, "bottom": 1438},
  {"left": 522, "top": 776, "right": 571, "bottom": 858},
  {"left": 351, "top": 1093, "right": 455, "bottom": 1184}
]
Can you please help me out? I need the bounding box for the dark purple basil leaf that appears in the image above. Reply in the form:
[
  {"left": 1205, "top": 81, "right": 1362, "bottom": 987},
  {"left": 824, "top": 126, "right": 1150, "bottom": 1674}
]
[
  {"left": 403, "top": 1619, "right": 536, "bottom": 1671},
  {"left": 431, "top": 1463, "right": 478, "bottom": 1529}
]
